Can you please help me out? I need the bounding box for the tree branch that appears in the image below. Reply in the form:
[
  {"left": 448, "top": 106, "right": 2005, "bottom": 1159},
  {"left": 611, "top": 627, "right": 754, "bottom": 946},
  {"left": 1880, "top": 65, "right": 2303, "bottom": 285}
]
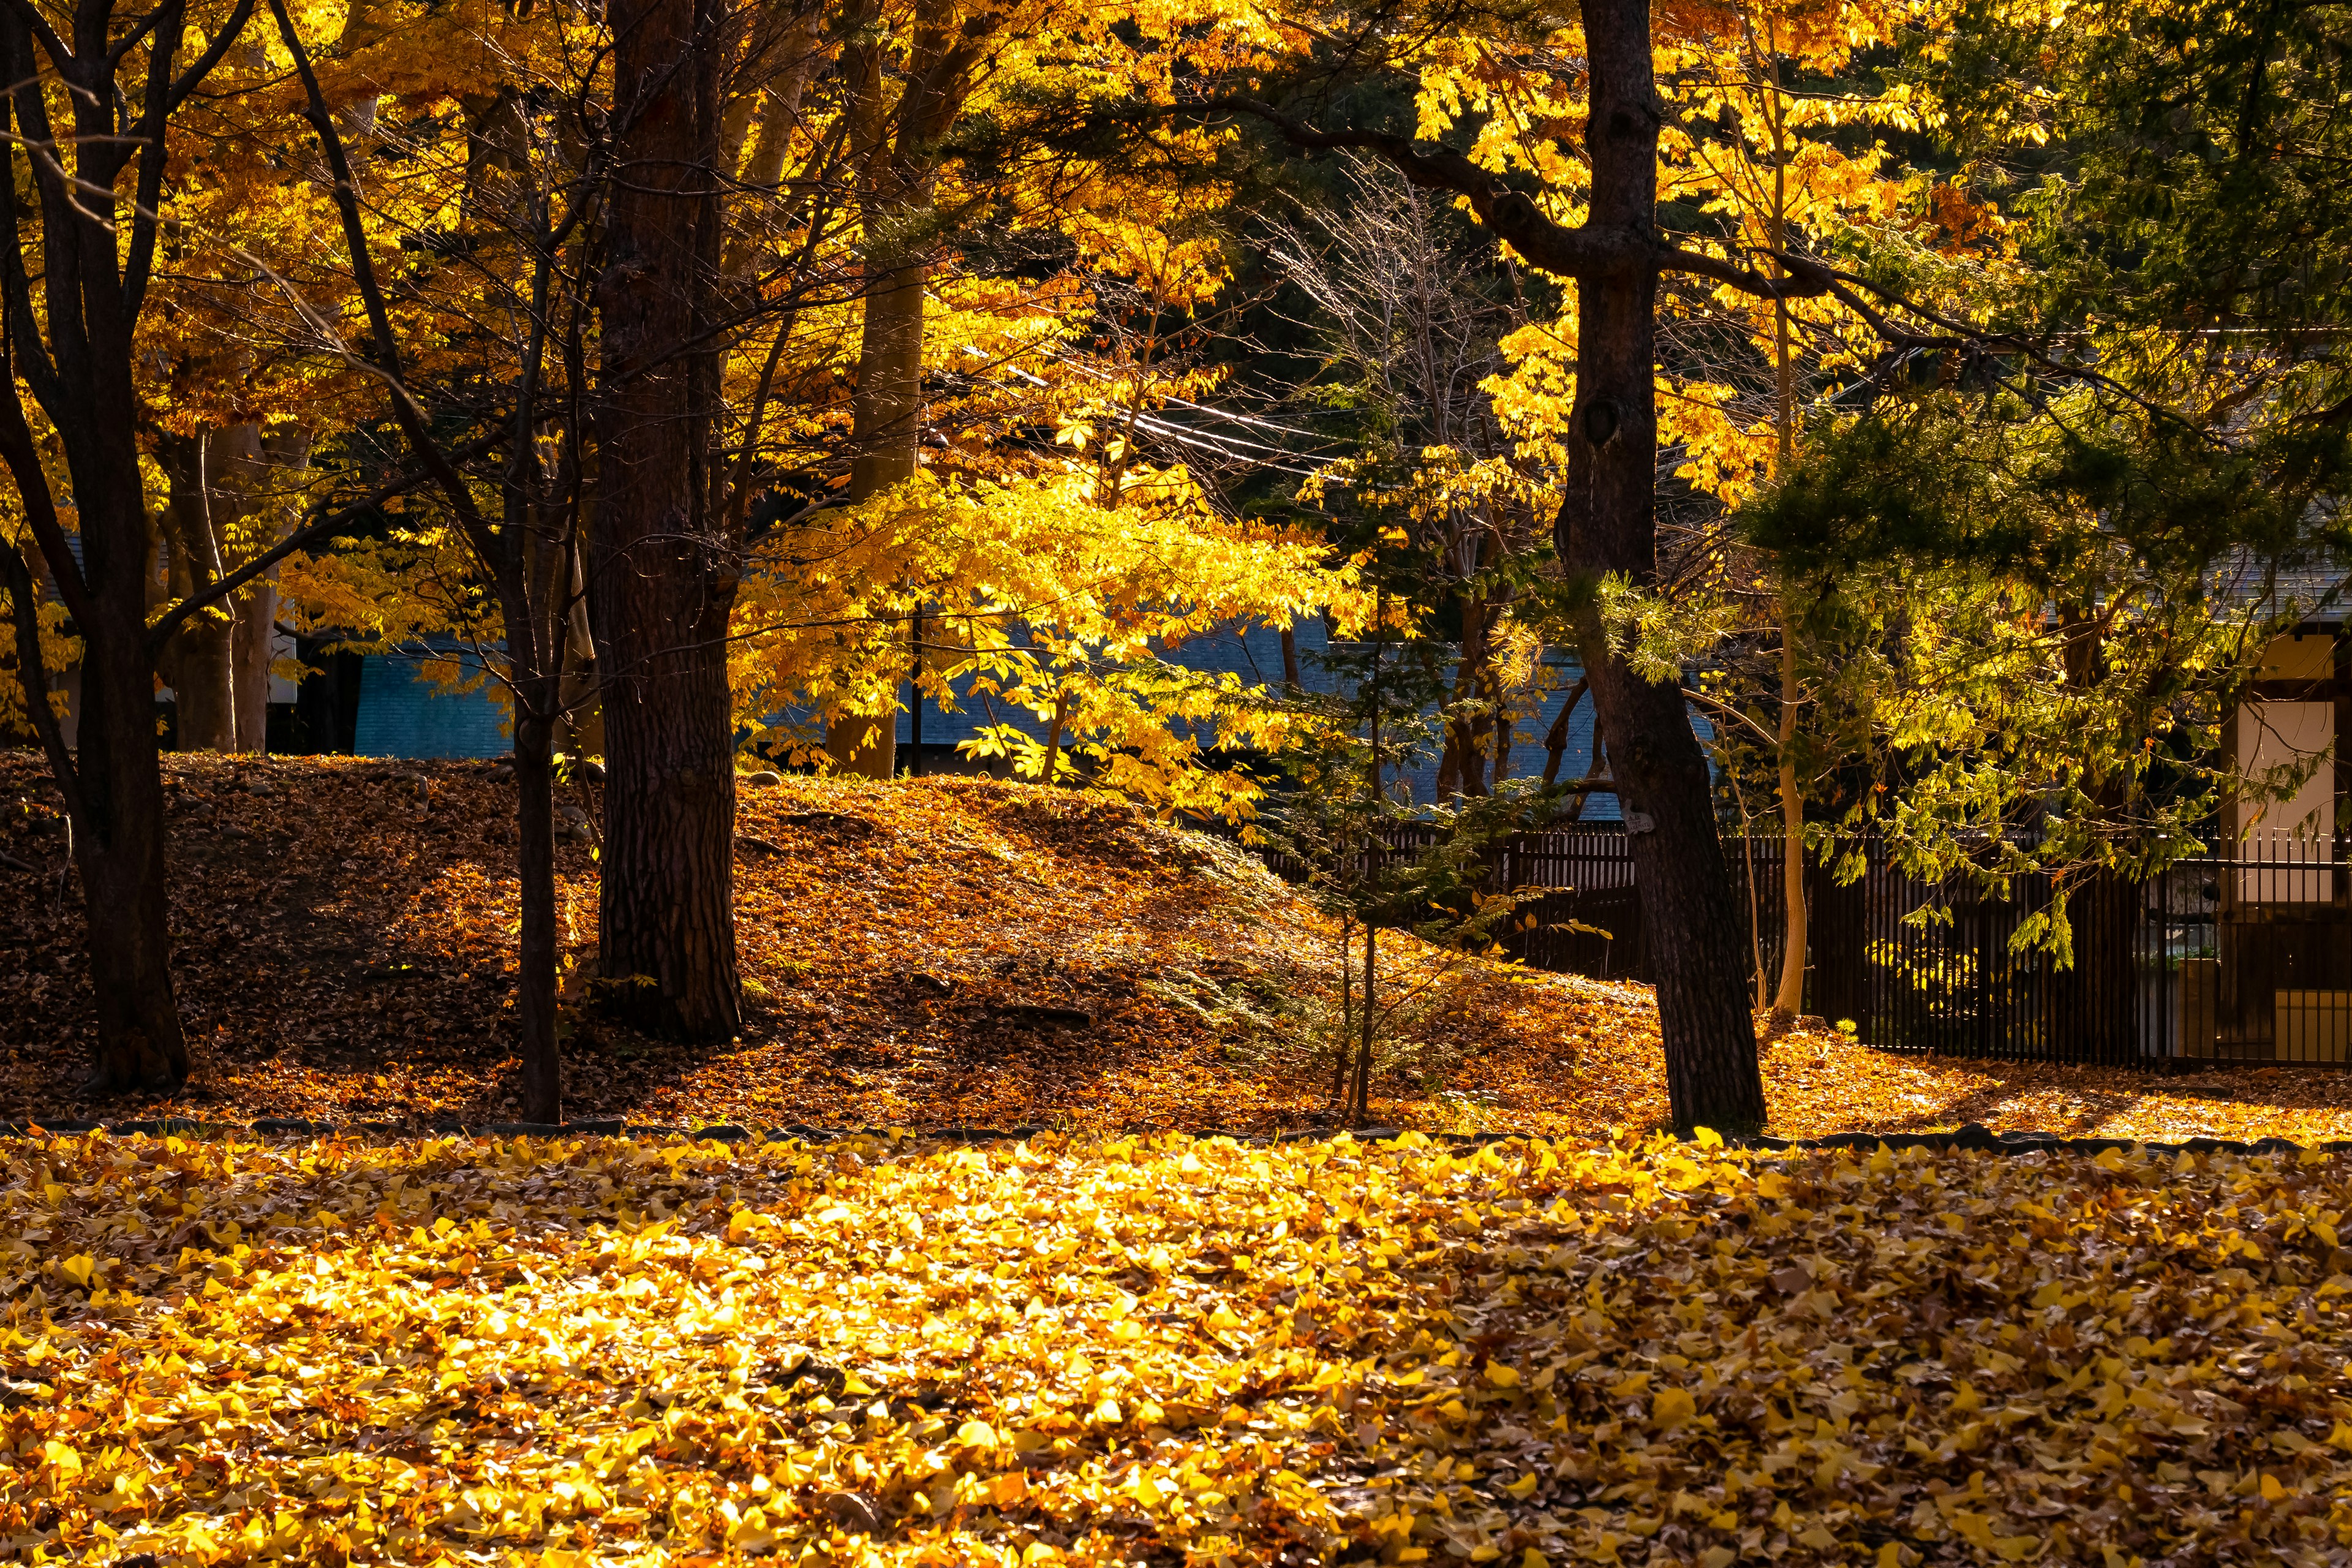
[
  {"left": 140, "top": 428, "right": 513, "bottom": 656},
  {"left": 0, "top": 519, "right": 82, "bottom": 824},
  {"left": 1202, "top": 97, "right": 1649, "bottom": 281},
  {"left": 266, "top": 0, "right": 497, "bottom": 548},
  {"left": 0, "top": 0, "right": 72, "bottom": 75}
]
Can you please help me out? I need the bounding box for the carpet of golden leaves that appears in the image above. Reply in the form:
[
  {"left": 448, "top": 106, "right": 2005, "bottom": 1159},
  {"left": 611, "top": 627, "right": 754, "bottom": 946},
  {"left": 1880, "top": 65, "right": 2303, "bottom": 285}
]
[
  {"left": 9, "top": 1128, "right": 2352, "bottom": 1566},
  {"left": 9, "top": 752, "right": 2352, "bottom": 1142}
]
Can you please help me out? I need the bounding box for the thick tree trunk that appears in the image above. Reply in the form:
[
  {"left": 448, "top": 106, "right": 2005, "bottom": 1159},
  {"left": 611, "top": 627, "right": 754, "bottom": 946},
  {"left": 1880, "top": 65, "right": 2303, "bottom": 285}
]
[
  {"left": 0, "top": 0, "right": 314, "bottom": 1099},
  {"left": 823, "top": 6, "right": 995, "bottom": 778},
  {"left": 74, "top": 698, "right": 185, "bottom": 1088},
  {"left": 1558, "top": 0, "right": 1765, "bottom": 1134},
  {"left": 75, "top": 484, "right": 189, "bottom": 1091},
  {"left": 591, "top": 0, "right": 743, "bottom": 1039},
  {"left": 598, "top": 662, "right": 741, "bottom": 1035},
  {"left": 169, "top": 619, "right": 237, "bottom": 750},
  {"left": 826, "top": 260, "right": 927, "bottom": 778}
]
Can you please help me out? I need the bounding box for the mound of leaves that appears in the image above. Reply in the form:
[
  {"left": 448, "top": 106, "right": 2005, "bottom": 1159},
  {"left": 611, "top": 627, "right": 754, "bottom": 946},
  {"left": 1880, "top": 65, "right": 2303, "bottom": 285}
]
[
  {"left": 0, "top": 755, "right": 1596, "bottom": 1134},
  {"left": 6, "top": 1129, "right": 2352, "bottom": 1565},
  {"left": 16, "top": 752, "right": 2352, "bottom": 1144}
]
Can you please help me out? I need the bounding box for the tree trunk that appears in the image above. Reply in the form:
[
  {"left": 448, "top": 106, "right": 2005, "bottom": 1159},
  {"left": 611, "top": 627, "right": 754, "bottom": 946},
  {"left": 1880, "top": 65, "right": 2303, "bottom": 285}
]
[
  {"left": 231, "top": 579, "right": 276, "bottom": 752},
  {"left": 824, "top": 258, "right": 927, "bottom": 778},
  {"left": 1559, "top": 0, "right": 1765, "bottom": 1134},
  {"left": 598, "top": 674, "right": 742, "bottom": 1035},
  {"left": 1766, "top": 97, "right": 1807, "bottom": 1025},
  {"left": 0, "top": 2, "right": 213, "bottom": 1093},
  {"left": 590, "top": 0, "right": 742, "bottom": 1039},
  {"left": 169, "top": 618, "right": 236, "bottom": 751},
  {"left": 155, "top": 423, "right": 311, "bottom": 755},
  {"left": 76, "top": 419, "right": 187, "bottom": 1090},
  {"left": 512, "top": 711, "right": 562, "bottom": 1119},
  {"left": 1772, "top": 621, "right": 1808, "bottom": 1017},
  {"left": 155, "top": 433, "right": 235, "bottom": 750},
  {"left": 824, "top": 5, "right": 997, "bottom": 777}
]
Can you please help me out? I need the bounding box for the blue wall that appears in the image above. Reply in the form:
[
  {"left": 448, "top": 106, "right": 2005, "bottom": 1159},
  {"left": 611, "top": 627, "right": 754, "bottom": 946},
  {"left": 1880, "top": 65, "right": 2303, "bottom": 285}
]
[
  {"left": 347, "top": 623, "right": 1708, "bottom": 805},
  {"left": 887, "top": 620, "right": 1692, "bottom": 819},
  {"left": 352, "top": 650, "right": 511, "bottom": 760}
]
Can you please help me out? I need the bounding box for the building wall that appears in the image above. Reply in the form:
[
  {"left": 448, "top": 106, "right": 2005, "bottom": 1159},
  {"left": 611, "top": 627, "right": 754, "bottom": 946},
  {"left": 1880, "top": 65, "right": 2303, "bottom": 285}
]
[
  {"left": 329, "top": 620, "right": 1702, "bottom": 799},
  {"left": 351, "top": 652, "right": 512, "bottom": 760},
  {"left": 2230, "top": 631, "right": 2345, "bottom": 903},
  {"left": 882, "top": 620, "right": 1645, "bottom": 816}
]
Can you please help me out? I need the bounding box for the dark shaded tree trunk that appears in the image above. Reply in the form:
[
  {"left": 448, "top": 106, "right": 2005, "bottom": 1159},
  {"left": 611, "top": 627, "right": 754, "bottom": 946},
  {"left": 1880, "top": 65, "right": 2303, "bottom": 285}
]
[
  {"left": 1556, "top": 0, "right": 1764, "bottom": 1134},
  {"left": 63, "top": 565, "right": 186, "bottom": 1090},
  {"left": 511, "top": 712, "right": 563, "bottom": 1117},
  {"left": 0, "top": 0, "right": 257, "bottom": 1093},
  {"left": 595, "top": 670, "right": 741, "bottom": 1035},
  {"left": 590, "top": 0, "right": 744, "bottom": 1039},
  {"left": 2, "top": 535, "right": 184, "bottom": 1093},
  {"left": 166, "top": 619, "right": 238, "bottom": 752},
  {"left": 230, "top": 576, "right": 277, "bottom": 752},
  {"left": 266, "top": 0, "right": 578, "bottom": 1117}
]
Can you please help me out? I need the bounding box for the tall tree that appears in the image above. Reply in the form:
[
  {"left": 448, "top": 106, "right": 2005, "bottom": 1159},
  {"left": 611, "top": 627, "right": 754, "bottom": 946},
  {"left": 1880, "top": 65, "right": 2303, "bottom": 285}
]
[
  {"left": 1657, "top": 0, "right": 1920, "bottom": 1021},
  {"left": 821, "top": 0, "right": 1001, "bottom": 778},
  {"left": 590, "top": 0, "right": 744, "bottom": 1039},
  {"left": 262, "top": 0, "right": 602, "bottom": 1119},
  {"left": 0, "top": 0, "right": 261, "bottom": 1091},
  {"left": 1177, "top": 0, "right": 2022, "bottom": 1128}
]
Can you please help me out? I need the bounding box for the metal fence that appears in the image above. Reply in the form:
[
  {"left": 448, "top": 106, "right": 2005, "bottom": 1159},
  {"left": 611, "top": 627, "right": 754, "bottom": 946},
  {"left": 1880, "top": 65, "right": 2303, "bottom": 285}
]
[{"left": 1245, "top": 821, "right": 2352, "bottom": 1066}]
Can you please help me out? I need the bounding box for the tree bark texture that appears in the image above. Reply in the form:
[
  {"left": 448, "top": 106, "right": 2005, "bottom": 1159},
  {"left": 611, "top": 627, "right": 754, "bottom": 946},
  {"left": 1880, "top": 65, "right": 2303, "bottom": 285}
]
[
  {"left": 823, "top": 260, "right": 924, "bottom": 778},
  {"left": 0, "top": 4, "right": 237, "bottom": 1092},
  {"left": 230, "top": 577, "right": 277, "bottom": 750},
  {"left": 512, "top": 714, "right": 563, "bottom": 1119},
  {"left": 1556, "top": 0, "right": 1765, "bottom": 1133},
  {"left": 156, "top": 432, "right": 237, "bottom": 751},
  {"left": 591, "top": 0, "right": 744, "bottom": 1039}
]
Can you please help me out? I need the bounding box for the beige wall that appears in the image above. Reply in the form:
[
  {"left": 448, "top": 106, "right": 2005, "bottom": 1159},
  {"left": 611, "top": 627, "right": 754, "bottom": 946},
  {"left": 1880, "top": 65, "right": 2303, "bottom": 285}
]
[{"left": 2233, "top": 633, "right": 2339, "bottom": 901}]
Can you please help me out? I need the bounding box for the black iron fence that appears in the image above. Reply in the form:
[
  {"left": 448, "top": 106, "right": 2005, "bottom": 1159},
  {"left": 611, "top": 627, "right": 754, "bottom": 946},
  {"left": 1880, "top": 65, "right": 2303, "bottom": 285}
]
[{"left": 1243, "top": 821, "right": 2352, "bottom": 1066}]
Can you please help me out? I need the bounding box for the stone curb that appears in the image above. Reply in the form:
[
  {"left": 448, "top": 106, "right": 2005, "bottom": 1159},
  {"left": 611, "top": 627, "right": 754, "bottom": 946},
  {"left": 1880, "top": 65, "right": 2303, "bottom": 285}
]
[{"left": 0, "top": 1117, "right": 2340, "bottom": 1160}]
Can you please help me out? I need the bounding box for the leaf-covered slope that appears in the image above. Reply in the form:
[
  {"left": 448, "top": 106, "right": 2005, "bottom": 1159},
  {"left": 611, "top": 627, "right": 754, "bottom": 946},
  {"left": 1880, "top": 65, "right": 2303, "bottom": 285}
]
[
  {"left": 12, "top": 753, "right": 2352, "bottom": 1142},
  {"left": 7, "top": 1129, "right": 2352, "bottom": 1566},
  {"left": 0, "top": 756, "right": 1601, "bottom": 1132}
]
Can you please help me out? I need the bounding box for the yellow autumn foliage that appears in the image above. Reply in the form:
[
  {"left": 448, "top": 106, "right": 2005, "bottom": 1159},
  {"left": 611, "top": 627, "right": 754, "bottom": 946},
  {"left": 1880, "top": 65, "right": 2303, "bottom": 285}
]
[
  {"left": 7, "top": 1129, "right": 2352, "bottom": 1564},
  {"left": 735, "top": 469, "right": 1361, "bottom": 819}
]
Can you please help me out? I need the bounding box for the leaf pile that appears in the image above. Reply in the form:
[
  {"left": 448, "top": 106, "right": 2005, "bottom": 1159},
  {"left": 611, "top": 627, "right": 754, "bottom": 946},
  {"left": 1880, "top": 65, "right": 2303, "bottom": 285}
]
[
  {"left": 11, "top": 752, "right": 2352, "bottom": 1144},
  {"left": 8, "top": 1129, "right": 2352, "bottom": 1566}
]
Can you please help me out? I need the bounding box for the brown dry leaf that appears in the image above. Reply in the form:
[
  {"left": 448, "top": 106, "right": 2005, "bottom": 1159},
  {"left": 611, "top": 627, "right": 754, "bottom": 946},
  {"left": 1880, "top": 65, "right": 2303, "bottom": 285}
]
[{"left": 8, "top": 753, "right": 2352, "bottom": 1145}]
